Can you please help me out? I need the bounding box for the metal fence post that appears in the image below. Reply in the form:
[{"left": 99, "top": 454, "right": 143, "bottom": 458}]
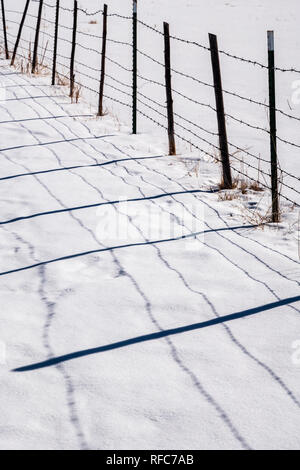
[
  {"left": 11, "top": 0, "right": 31, "bottom": 66},
  {"left": 1, "top": 0, "right": 9, "bottom": 59},
  {"left": 132, "top": 0, "right": 137, "bottom": 134},
  {"left": 98, "top": 4, "right": 108, "bottom": 116},
  {"left": 209, "top": 33, "right": 233, "bottom": 189},
  {"left": 163, "top": 22, "right": 176, "bottom": 156},
  {"left": 32, "top": 0, "right": 44, "bottom": 74},
  {"left": 52, "top": 0, "right": 60, "bottom": 85},
  {"left": 70, "top": 0, "right": 78, "bottom": 97},
  {"left": 268, "top": 31, "right": 279, "bottom": 223}
]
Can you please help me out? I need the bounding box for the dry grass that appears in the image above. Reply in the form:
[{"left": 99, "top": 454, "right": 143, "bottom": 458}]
[
  {"left": 112, "top": 113, "right": 122, "bottom": 131},
  {"left": 242, "top": 204, "right": 274, "bottom": 227},
  {"left": 13, "top": 41, "right": 51, "bottom": 77},
  {"left": 218, "top": 176, "right": 267, "bottom": 224},
  {"left": 36, "top": 41, "right": 50, "bottom": 75},
  {"left": 178, "top": 156, "right": 202, "bottom": 179},
  {"left": 89, "top": 20, "right": 98, "bottom": 24},
  {"left": 97, "top": 108, "right": 109, "bottom": 118},
  {"left": 218, "top": 176, "right": 264, "bottom": 194},
  {"left": 218, "top": 178, "right": 238, "bottom": 191},
  {"left": 185, "top": 160, "right": 201, "bottom": 178},
  {"left": 218, "top": 191, "right": 239, "bottom": 201},
  {"left": 56, "top": 73, "right": 69, "bottom": 86},
  {"left": 71, "top": 83, "right": 82, "bottom": 104},
  {"left": 218, "top": 187, "right": 282, "bottom": 226},
  {"left": 14, "top": 44, "right": 32, "bottom": 75},
  {"left": 248, "top": 180, "right": 264, "bottom": 192}
]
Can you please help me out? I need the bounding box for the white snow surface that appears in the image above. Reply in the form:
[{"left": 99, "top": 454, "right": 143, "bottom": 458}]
[{"left": 0, "top": 0, "right": 299, "bottom": 451}]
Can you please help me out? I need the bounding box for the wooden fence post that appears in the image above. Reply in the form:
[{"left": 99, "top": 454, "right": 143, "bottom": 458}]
[
  {"left": 267, "top": 31, "right": 279, "bottom": 223},
  {"left": 70, "top": 0, "right": 78, "bottom": 98},
  {"left": 32, "top": 0, "right": 44, "bottom": 74},
  {"left": 11, "top": 0, "right": 30, "bottom": 66},
  {"left": 98, "top": 4, "right": 108, "bottom": 116},
  {"left": 132, "top": 0, "right": 137, "bottom": 134},
  {"left": 163, "top": 22, "right": 176, "bottom": 156},
  {"left": 52, "top": 0, "right": 60, "bottom": 85},
  {"left": 1, "top": 0, "right": 9, "bottom": 59},
  {"left": 209, "top": 33, "right": 233, "bottom": 189}
]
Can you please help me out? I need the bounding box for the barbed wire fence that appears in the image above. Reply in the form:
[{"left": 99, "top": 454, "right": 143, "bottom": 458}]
[{"left": 0, "top": 0, "right": 299, "bottom": 223}]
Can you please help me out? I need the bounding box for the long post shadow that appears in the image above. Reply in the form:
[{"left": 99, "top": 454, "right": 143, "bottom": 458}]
[
  {"left": 0, "top": 224, "right": 260, "bottom": 278},
  {"left": 0, "top": 114, "right": 94, "bottom": 125},
  {"left": 0, "top": 154, "right": 168, "bottom": 182},
  {"left": 0, "top": 189, "right": 218, "bottom": 226},
  {"left": 13, "top": 295, "right": 300, "bottom": 372},
  {"left": 0, "top": 133, "right": 116, "bottom": 153}
]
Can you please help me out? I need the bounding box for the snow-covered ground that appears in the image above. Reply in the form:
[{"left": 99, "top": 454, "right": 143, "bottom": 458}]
[{"left": 0, "top": 0, "right": 299, "bottom": 451}]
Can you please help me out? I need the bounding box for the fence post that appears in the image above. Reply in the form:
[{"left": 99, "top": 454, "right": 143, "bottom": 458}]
[
  {"left": 52, "top": 0, "right": 60, "bottom": 85},
  {"left": 1, "top": 0, "right": 9, "bottom": 59},
  {"left": 70, "top": 0, "right": 78, "bottom": 98},
  {"left": 11, "top": 0, "right": 30, "bottom": 66},
  {"left": 163, "top": 22, "right": 176, "bottom": 156},
  {"left": 267, "top": 31, "right": 279, "bottom": 223},
  {"left": 132, "top": 0, "right": 137, "bottom": 134},
  {"left": 98, "top": 4, "right": 108, "bottom": 116},
  {"left": 209, "top": 33, "right": 232, "bottom": 189},
  {"left": 32, "top": 0, "right": 44, "bottom": 74}
]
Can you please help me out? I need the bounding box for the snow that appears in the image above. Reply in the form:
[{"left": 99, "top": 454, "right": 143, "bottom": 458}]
[{"left": 0, "top": 0, "right": 299, "bottom": 451}]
